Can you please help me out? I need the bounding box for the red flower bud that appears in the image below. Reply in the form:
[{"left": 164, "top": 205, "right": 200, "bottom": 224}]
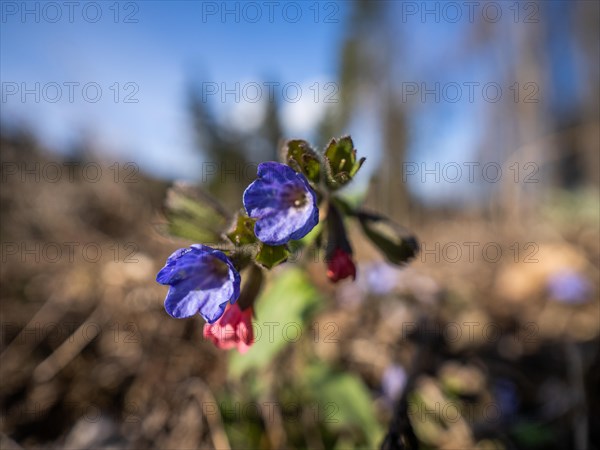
[
  {"left": 327, "top": 248, "right": 357, "bottom": 283},
  {"left": 203, "top": 303, "right": 254, "bottom": 353}
]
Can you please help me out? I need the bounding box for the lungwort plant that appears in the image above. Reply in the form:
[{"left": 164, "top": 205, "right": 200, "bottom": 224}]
[{"left": 156, "top": 136, "right": 418, "bottom": 353}]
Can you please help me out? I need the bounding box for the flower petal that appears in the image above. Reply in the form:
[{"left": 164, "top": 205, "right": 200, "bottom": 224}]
[
  {"left": 243, "top": 162, "right": 319, "bottom": 245},
  {"left": 156, "top": 244, "right": 218, "bottom": 285},
  {"left": 253, "top": 205, "right": 316, "bottom": 245},
  {"left": 157, "top": 245, "right": 241, "bottom": 323},
  {"left": 164, "top": 277, "right": 235, "bottom": 322}
]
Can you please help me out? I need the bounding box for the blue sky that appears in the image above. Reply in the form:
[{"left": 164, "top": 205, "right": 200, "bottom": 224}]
[
  {"left": 1, "top": 1, "right": 349, "bottom": 179},
  {"left": 1, "top": 1, "right": 588, "bottom": 204}
]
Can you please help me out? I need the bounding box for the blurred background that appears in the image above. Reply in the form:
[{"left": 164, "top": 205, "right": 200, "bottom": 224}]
[{"left": 1, "top": 1, "right": 599, "bottom": 449}]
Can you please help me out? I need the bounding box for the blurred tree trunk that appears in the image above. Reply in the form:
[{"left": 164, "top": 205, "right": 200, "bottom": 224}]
[
  {"left": 366, "top": 94, "right": 411, "bottom": 223},
  {"left": 574, "top": 1, "right": 599, "bottom": 188},
  {"left": 318, "top": 1, "right": 413, "bottom": 221}
]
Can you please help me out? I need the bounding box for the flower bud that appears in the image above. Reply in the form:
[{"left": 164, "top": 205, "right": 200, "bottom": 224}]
[
  {"left": 327, "top": 248, "right": 357, "bottom": 283},
  {"left": 203, "top": 303, "right": 254, "bottom": 353}
]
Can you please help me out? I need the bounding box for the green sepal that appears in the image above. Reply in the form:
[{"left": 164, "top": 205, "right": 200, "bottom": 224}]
[
  {"left": 226, "top": 213, "right": 257, "bottom": 246},
  {"left": 323, "top": 136, "right": 365, "bottom": 189},
  {"left": 356, "top": 211, "right": 419, "bottom": 265},
  {"left": 282, "top": 139, "right": 321, "bottom": 183},
  {"left": 255, "top": 243, "right": 289, "bottom": 269}
]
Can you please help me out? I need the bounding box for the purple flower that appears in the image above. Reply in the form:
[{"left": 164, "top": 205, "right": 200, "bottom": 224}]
[
  {"left": 156, "top": 244, "right": 240, "bottom": 324},
  {"left": 243, "top": 162, "right": 319, "bottom": 245},
  {"left": 547, "top": 269, "right": 590, "bottom": 304},
  {"left": 381, "top": 364, "right": 407, "bottom": 402},
  {"left": 364, "top": 262, "right": 398, "bottom": 295},
  {"left": 493, "top": 379, "right": 519, "bottom": 421}
]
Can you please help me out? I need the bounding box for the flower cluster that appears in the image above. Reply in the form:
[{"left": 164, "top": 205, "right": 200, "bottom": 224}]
[{"left": 156, "top": 137, "right": 418, "bottom": 353}]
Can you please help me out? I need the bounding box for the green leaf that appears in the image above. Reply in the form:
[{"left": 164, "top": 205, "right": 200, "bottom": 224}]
[
  {"left": 255, "top": 243, "right": 288, "bottom": 269},
  {"left": 229, "top": 268, "right": 321, "bottom": 377},
  {"left": 303, "top": 363, "right": 384, "bottom": 448},
  {"left": 511, "top": 422, "right": 556, "bottom": 447},
  {"left": 226, "top": 213, "right": 257, "bottom": 246},
  {"left": 324, "top": 136, "right": 365, "bottom": 189},
  {"left": 282, "top": 139, "right": 321, "bottom": 183},
  {"left": 217, "top": 389, "right": 265, "bottom": 450},
  {"left": 163, "top": 182, "right": 230, "bottom": 243},
  {"left": 356, "top": 211, "right": 419, "bottom": 265}
]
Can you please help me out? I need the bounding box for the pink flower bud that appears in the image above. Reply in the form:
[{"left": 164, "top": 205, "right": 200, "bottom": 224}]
[{"left": 203, "top": 303, "right": 254, "bottom": 353}]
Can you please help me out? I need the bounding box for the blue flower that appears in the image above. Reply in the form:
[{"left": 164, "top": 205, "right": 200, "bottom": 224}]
[
  {"left": 493, "top": 379, "right": 519, "bottom": 421},
  {"left": 156, "top": 244, "right": 240, "bottom": 323},
  {"left": 547, "top": 269, "right": 590, "bottom": 304},
  {"left": 243, "top": 162, "right": 319, "bottom": 245},
  {"left": 364, "top": 262, "right": 398, "bottom": 295},
  {"left": 381, "top": 364, "right": 407, "bottom": 402}
]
